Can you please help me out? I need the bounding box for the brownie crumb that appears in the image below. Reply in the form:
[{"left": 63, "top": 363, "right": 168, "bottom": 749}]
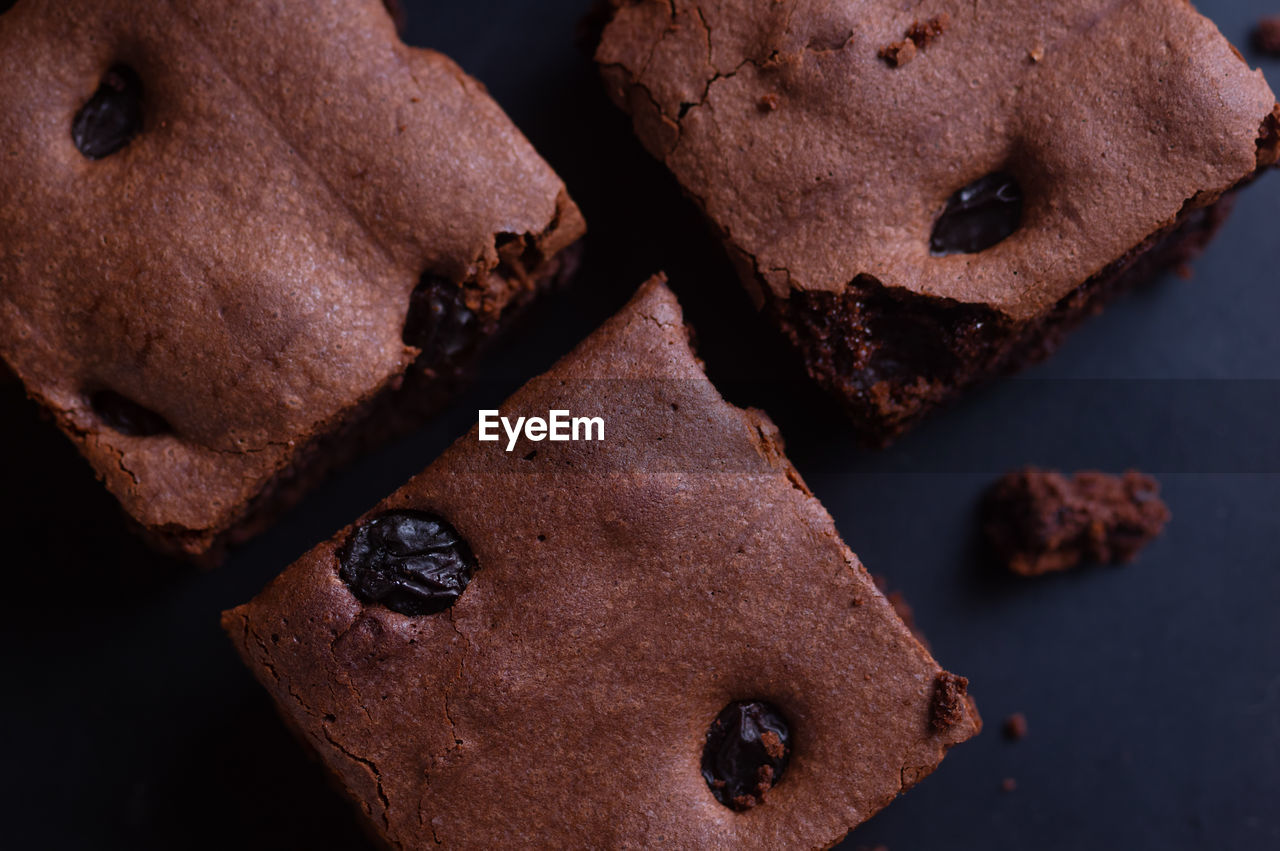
[
  {"left": 1028, "top": 42, "right": 1045, "bottom": 63},
  {"left": 878, "top": 39, "right": 917, "bottom": 67},
  {"left": 1254, "top": 16, "right": 1280, "bottom": 54},
  {"left": 984, "top": 468, "right": 1170, "bottom": 576},
  {"left": 760, "top": 729, "right": 786, "bottom": 760},
  {"left": 758, "top": 92, "right": 781, "bottom": 112},
  {"left": 1003, "top": 712, "right": 1028, "bottom": 741},
  {"left": 1001, "top": 777, "right": 1018, "bottom": 793},
  {"left": 880, "top": 14, "right": 949, "bottom": 66},
  {"left": 906, "top": 14, "right": 950, "bottom": 48},
  {"left": 929, "top": 671, "right": 969, "bottom": 733}
]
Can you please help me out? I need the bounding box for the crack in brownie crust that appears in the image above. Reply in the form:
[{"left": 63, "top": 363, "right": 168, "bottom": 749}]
[
  {"left": 224, "top": 278, "right": 980, "bottom": 849},
  {"left": 0, "top": 0, "right": 585, "bottom": 558},
  {"left": 596, "top": 0, "right": 1279, "bottom": 443}
]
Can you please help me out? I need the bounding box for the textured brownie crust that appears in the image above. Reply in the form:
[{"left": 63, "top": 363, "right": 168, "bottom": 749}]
[
  {"left": 596, "top": 0, "right": 1279, "bottom": 442},
  {"left": 224, "top": 278, "right": 980, "bottom": 849},
  {"left": 984, "top": 468, "right": 1170, "bottom": 576},
  {"left": 0, "top": 0, "right": 585, "bottom": 557}
]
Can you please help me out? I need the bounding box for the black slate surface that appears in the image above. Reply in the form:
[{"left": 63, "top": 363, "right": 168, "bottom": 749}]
[{"left": 1, "top": 1, "right": 1277, "bottom": 848}]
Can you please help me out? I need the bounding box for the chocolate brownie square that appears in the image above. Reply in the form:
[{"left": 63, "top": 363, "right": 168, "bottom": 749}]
[
  {"left": 0, "top": 0, "right": 584, "bottom": 559},
  {"left": 224, "top": 277, "right": 980, "bottom": 848},
  {"left": 596, "top": 0, "right": 1279, "bottom": 443}
]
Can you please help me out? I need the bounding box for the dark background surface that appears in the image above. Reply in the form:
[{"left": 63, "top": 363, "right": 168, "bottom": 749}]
[{"left": 2, "top": 0, "right": 1278, "bottom": 848}]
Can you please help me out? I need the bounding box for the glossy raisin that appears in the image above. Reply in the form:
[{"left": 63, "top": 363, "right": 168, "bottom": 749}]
[
  {"left": 402, "top": 276, "right": 479, "bottom": 370},
  {"left": 339, "top": 510, "right": 476, "bottom": 616},
  {"left": 701, "top": 700, "right": 791, "bottom": 810},
  {"left": 930, "top": 172, "right": 1023, "bottom": 255},
  {"left": 72, "top": 65, "right": 143, "bottom": 160},
  {"left": 90, "top": 390, "right": 171, "bottom": 437}
]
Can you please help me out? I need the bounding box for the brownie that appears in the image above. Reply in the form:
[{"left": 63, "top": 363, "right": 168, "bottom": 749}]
[
  {"left": 596, "top": 0, "right": 1280, "bottom": 443},
  {"left": 0, "top": 0, "right": 584, "bottom": 560},
  {"left": 224, "top": 278, "right": 980, "bottom": 849},
  {"left": 984, "top": 468, "right": 1170, "bottom": 576}
]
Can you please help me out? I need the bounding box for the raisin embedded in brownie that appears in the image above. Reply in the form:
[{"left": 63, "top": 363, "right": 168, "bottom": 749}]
[
  {"left": 224, "top": 278, "right": 980, "bottom": 849},
  {"left": 984, "top": 468, "right": 1171, "bottom": 576},
  {"left": 0, "top": 0, "right": 584, "bottom": 560},
  {"left": 596, "top": 0, "right": 1280, "bottom": 443}
]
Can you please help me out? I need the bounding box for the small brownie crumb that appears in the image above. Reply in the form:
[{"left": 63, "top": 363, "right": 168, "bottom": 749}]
[
  {"left": 880, "top": 14, "right": 949, "bottom": 66},
  {"left": 906, "top": 14, "right": 950, "bottom": 48},
  {"left": 1001, "top": 777, "right": 1018, "bottom": 793},
  {"left": 1003, "top": 712, "right": 1028, "bottom": 741},
  {"left": 984, "top": 469, "right": 1170, "bottom": 576},
  {"left": 929, "top": 671, "right": 970, "bottom": 733},
  {"left": 1254, "top": 16, "right": 1280, "bottom": 54},
  {"left": 878, "top": 39, "right": 917, "bottom": 67},
  {"left": 758, "top": 92, "right": 781, "bottom": 112}
]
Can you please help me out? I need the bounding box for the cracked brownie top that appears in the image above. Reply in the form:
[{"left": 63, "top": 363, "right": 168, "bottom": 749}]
[
  {"left": 597, "top": 0, "right": 1278, "bottom": 318},
  {"left": 223, "top": 277, "right": 980, "bottom": 849},
  {"left": 0, "top": 0, "right": 582, "bottom": 552}
]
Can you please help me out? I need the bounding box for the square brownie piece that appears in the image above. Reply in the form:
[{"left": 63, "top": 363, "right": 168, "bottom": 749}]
[
  {"left": 596, "top": 0, "right": 1279, "bottom": 443},
  {"left": 224, "top": 278, "right": 980, "bottom": 848},
  {"left": 0, "top": 0, "right": 584, "bottom": 559}
]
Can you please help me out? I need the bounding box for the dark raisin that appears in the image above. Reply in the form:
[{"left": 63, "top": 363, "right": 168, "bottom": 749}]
[
  {"left": 701, "top": 700, "right": 791, "bottom": 810},
  {"left": 930, "top": 172, "right": 1023, "bottom": 255},
  {"left": 90, "top": 390, "right": 171, "bottom": 437},
  {"left": 339, "top": 510, "right": 476, "bottom": 616},
  {"left": 72, "top": 65, "right": 144, "bottom": 160},
  {"left": 402, "top": 275, "right": 479, "bottom": 370}
]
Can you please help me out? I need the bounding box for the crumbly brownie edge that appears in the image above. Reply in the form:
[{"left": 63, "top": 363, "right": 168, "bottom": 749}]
[{"left": 767, "top": 164, "right": 1264, "bottom": 445}]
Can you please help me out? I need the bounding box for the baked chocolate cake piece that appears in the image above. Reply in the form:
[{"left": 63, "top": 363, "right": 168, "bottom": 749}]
[
  {"left": 596, "top": 0, "right": 1280, "bottom": 443},
  {"left": 224, "top": 278, "right": 980, "bottom": 849},
  {"left": 984, "top": 468, "right": 1170, "bottom": 576},
  {"left": 0, "top": 0, "right": 584, "bottom": 560}
]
